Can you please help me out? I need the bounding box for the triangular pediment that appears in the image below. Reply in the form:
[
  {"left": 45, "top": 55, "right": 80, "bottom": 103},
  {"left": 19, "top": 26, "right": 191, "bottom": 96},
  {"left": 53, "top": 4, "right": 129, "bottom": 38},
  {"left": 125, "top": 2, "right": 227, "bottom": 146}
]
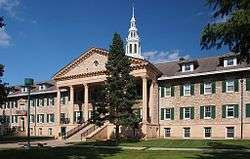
[{"left": 53, "top": 48, "right": 159, "bottom": 80}]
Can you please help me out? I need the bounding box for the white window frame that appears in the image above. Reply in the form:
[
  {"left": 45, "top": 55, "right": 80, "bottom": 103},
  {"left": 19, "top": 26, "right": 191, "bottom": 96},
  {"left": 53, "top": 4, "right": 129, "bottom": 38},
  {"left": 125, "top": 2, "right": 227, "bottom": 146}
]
[
  {"left": 21, "top": 87, "right": 28, "bottom": 93},
  {"left": 165, "top": 86, "right": 171, "bottom": 97},
  {"left": 183, "top": 107, "right": 191, "bottom": 120},
  {"left": 226, "top": 127, "right": 235, "bottom": 139},
  {"left": 37, "top": 114, "right": 45, "bottom": 123},
  {"left": 47, "top": 114, "right": 54, "bottom": 123},
  {"left": 183, "top": 84, "right": 191, "bottom": 96},
  {"left": 164, "top": 108, "right": 171, "bottom": 120},
  {"left": 226, "top": 80, "right": 235, "bottom": 93},
  {"left": 224, "top": 58, "right": 237, "bottom": 67},
  {"left": 48, "top": 128, "right": 53, "bottom": 136},
  {"left": 204, "top": 127, "right": 212, "bottom": 139},
  {"left": 204, "top": 106, "right": 212, "bottom": 119},
  {"left": 226, "top": 105, "right": 235, "bottom": 118},
  {"left": 204, "top": 82, "right": 212, "bottom": 94},
  {"left": 183, "top": 127, "right": 191, "bottom": 138},
  {"left": 74, "top": 111, "right": 82, "bottom": 123},
  {"left": 182, "top": 63, "right": 194, "bottom": 72},
  {"left": 164, "top": 128, "right": 171, "bottom": 138}
]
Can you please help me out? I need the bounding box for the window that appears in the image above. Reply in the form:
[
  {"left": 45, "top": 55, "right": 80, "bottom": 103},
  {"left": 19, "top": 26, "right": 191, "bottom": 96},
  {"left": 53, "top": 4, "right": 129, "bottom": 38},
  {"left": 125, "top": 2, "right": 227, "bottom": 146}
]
[
  {"left": 204, "top": 127, "right": 212, "bottom": 138},
  {"left": 47, "top": 114, "right": 55, "bottom": 123},
  {"left": 21, "top": 87, "right": 28, "bottom": 93},
  {"left": 183, "top": 127, "right": 191, "bottom": 138},
  {"left": 182, "top": 63, "right": 194, "bottom": 72},
  {"left": 160, "top": 86, "right": 173, "bottom": 97},
  {"left": 204, "top": 83, "right": 212, "bottom": 94},
  {"left": 74, "top": 111, "right": 82, "bottom": 123},
  {"left": 164, "top": 128, "right": 171, "bottom": 138},
  {"left": 48, "top": 128, "right": 53, "bottom": 136},
  {"left": 11, "top": 115, "right": 18, "bottom": 123},
  {"left": 49, "top": 97, "right": 55, "bottom": 106},
  {"left": 39, "top": 128, "right": 42, "bottom": 136},
  {"left": 30, "top": 114, "right": 35, "bottom": 123},
  {"left": 165, "top": 109, "right": 171, "bottom": 120},
  {"left": 39, "top": 85, "right": 46, "bottom": 91},
  {"left": 183, "top": 84, "right": 191, "bottom": 96},
  {"left": 224, "top": 58, "right": 237, "bottom": 67},
  {"left": 39, "top": 98, "right": 44, "bottom": 106},
  {"left": 129, "top": 44, "right": 132, "bottom": 53},
  {"left": 184, "top": 107, "right": 191, "bottom": 119},
  {"left": 30, "top": 128, "right": 33, "bottom": 135},
  {"left": 204, "top": 106, "right": 212, "bottom": 119},
  {"left": 226, "top": 80, "right": 235, "bottom": 92},
  {"left": 226, "top": 127, "right": 234, "bottom": 138},
  {"left": 37, "top": 114, "right": 45, "bottom": 123},
  {"left": 226, "top": 105, "right": 235, "bottom": 118},
  {"left": 134, "top": 44, "right": 137, "bottom": 54}
]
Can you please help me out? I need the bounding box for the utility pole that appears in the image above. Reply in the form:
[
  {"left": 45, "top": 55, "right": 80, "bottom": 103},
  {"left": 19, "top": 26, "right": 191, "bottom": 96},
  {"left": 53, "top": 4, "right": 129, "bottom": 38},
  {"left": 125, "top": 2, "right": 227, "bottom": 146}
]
[{"left": 24, "top": 78, "right": 34, "bottom": 149}]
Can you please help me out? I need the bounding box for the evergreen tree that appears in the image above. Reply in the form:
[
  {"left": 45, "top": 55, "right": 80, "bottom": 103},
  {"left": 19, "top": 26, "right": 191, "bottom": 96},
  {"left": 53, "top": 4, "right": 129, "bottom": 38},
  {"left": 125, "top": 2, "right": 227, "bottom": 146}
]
[
  {"left": 92, "top": 33, "right": 139, "bottom": 139},
  {"left": 201, "top": 0, "right": 250, "bottom": 62},
  {"left": 0, "top": 18, "right": 7, "bottom": 105},
  {"left": 0, "top": 17, "right": 5, "bottom": 28}
]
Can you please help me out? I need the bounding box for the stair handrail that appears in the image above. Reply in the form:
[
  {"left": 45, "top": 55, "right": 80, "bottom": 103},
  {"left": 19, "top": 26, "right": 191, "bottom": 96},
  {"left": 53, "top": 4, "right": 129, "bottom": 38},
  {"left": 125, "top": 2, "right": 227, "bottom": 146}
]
[{"left": 65, "top": 120, "right": 91, "bottom": 139}]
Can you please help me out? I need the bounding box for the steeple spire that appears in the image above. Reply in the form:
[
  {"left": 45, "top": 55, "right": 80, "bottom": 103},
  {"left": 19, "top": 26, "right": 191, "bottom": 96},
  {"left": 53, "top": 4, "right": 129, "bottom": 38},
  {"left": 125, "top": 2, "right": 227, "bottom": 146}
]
[{"left": 125, "top": 2, "right": 143, "bottom": 59}]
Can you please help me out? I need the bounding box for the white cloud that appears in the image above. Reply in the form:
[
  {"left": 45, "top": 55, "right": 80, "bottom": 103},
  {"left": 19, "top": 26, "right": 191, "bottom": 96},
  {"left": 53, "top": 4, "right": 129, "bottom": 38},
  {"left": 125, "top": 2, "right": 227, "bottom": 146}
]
[
  {"left": 143, "top": 50, "right": 190, "bottom": 63},
  {"left": 0, "top": 28, "right": 11, "bottom": 46},
  {"left": 0, "top": 0, "right": 20, "bottom": 17}
]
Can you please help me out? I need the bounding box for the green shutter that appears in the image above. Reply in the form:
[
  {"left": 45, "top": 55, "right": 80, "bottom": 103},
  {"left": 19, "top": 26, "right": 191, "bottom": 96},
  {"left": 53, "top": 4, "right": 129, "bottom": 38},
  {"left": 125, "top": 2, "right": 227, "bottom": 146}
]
[
  {"left": 212, "top": 81, "right": 216, "bottom": 94},
  {"left": 222, "top": 105, "right": 226, "bottom": 118},
  {"left": 200, "top": 83, "right": 204, "bottom": 95},
  {"left": 42, "top": 99, "right": 44, "bottom": 106},
  {"left": 222, "top": 80, "right": 226, "bottom": 93},
  {"left": 191, "top": 84, "right": 195, "bottom": 95},
  {"left": 51, "top": 98, "right": 55, "bottom": 105},
  {"left": 234, "top": 79, "right": 239, "bottom": 92},
  {"left": 246, "top": 104, "right": 250, "bottom": 117},
  {"left": 47, "top": 97, "right": 50, "bottom": 106},
  {"left": 180, "top": 85, "right": 183, "bottom": 96},
  {"left": 246, "top": 78, "right": 250, "bottom": 91},
  {"left": 180, "top": 107, "right": 183, "bottom": 120},
  {"left": 212, "top": 106, "right": 216, "bottom": 119},
  {"left": 200, "top": 106, "right": 204, "bottom": 119},
  {"left": 191, "top": 107, "right": 195, "bottom": 119},
  {"left": 47, "top": 114, "right": 49, "bottom": 123},
  {"left": 171, "top": 108, "right": 174, "bottom": 120},
  {"left": 234, "top": 104, "right": 239, "bottom": 118},
  {"left": 161, "top": 87, "right": 164, "bottom": 98},
  {"left": 73, "top": 112, "right": 76, "bottom": 122},
  {"left": 171, "top": 86, "right": 175, "bottom": 97},
  {"left": 160, "top": 108, "right": 164, "bottom": 120}
]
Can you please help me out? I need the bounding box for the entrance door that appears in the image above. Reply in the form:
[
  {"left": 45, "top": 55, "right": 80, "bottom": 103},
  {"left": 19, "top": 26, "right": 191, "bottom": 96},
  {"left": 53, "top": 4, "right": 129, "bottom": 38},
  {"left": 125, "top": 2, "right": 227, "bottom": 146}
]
[
  {"left": 61, "top": 127, "right": 66, "bottom": 137},
  {"left": 20, "top": 117, "right": 25, "bottom": 131}
]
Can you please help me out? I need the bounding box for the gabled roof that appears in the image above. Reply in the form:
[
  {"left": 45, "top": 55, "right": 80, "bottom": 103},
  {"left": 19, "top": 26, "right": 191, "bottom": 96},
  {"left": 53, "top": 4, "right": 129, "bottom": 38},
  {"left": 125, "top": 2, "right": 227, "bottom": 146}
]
[
  {"left": 53, "top": 47, "right": 162, "bottom": 80},
  {"left": 155, "top": 53, "right": 250, "bottom": 79}
]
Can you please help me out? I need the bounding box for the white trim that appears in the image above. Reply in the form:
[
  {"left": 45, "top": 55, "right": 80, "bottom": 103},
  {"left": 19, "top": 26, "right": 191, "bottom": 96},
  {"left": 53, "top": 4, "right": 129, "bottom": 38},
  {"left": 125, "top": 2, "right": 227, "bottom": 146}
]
[
  {"left": 226, "top": 80, "right": 235, "bottom": 93},
  {"left": 226, "top": 105, "right": 235, "bottom": 118},
  {"left": 225, "top": 127, "right": 235, "bottom": 139},
  {"left": 183, "top": 107, "right": 191, "bottom": 120},
  {"left": 7, "top": 89, "right": 67, "bottom": 98},
  {"left": 158, "top": 67, "right": 250, "bottom": 81},
  {"left": 204, "top": 127, "right": 212, "bottom": 139},
  {"left": 183, "top": 127, "right": 191, "bottom": 139},
  {"left": 204, "top": 106, "right": 212, "bottom": 119},
  {"left": 164, "top": 128, "right": 171, "bottom": 138},
  {"left": 204, "top": 82, "right": 212, "bottom": 95}
]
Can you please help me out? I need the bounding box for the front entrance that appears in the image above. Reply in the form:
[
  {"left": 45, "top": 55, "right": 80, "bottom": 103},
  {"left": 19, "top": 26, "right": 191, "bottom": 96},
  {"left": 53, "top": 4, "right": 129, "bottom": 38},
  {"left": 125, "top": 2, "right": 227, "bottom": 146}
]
[
  {"left": 61, "top": 127, "right": 66, "bottom": 137},
  {"left": 20, "top": 117, "right": 25, "bottom": 131}
]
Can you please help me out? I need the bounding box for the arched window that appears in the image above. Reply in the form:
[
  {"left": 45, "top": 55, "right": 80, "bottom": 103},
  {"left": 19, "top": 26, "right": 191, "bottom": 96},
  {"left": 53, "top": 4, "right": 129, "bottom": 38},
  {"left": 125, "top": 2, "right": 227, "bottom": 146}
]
[
  {"left": 129, "top": 44, "right": 132, "bottom": 53},
  {"left": 134, "top": 44, "right": 137, "bottom": 54}
]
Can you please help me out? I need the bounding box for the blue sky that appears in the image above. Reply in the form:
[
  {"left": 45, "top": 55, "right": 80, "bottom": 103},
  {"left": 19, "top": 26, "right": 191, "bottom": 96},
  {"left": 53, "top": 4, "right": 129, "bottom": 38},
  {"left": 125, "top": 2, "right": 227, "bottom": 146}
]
[{"left": 0, "top": 0, "right": 228, "bottom": 85}]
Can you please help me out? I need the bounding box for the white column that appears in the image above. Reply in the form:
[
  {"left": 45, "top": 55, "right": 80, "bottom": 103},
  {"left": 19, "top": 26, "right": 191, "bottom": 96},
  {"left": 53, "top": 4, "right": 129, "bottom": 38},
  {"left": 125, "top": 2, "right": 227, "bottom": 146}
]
[
  {"left": 56, "top": 88, "right": 61, "bottom": 125},
  {"left": 142, "top": 77, "right": 148, "bottom": 123},
  {"left": 69, "top": 86, "right": 74, "bottom": 124},
  {"left": 84, "top": 84, "right": 89, "bottom": 122}
]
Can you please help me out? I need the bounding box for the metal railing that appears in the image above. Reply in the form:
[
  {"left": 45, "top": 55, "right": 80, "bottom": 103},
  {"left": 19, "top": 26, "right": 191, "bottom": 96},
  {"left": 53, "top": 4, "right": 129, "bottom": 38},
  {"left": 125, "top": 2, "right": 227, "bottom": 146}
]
[
  {"left": 64, "top": 120, "right": 90, "bottom": 139},
  {"left": 81, "top": 124, "right": 98, "bottom": 138}
]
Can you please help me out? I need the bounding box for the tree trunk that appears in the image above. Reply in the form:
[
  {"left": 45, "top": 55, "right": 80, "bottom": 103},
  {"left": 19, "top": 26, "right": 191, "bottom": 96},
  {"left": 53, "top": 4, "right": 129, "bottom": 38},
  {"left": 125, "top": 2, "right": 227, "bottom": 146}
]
[{"left": 115, "top": 125, "right": 120, "bottom": 140}]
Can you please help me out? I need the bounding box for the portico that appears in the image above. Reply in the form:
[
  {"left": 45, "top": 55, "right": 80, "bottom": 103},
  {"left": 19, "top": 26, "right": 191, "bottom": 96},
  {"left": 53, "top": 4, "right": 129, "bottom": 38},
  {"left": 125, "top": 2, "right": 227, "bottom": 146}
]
[{"left": 52, "top": 48, "right": 162, "bottom": 138}]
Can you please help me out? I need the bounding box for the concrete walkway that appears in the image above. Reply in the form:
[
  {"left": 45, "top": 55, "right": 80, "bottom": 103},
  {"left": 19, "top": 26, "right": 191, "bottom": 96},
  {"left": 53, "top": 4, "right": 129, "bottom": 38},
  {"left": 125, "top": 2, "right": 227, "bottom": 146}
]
[
  {"left": 1, "top": 140, "right": 250, "bottom": 153},
  {"left": 74, "top": 144, "right": 250, "bottom": 152}
]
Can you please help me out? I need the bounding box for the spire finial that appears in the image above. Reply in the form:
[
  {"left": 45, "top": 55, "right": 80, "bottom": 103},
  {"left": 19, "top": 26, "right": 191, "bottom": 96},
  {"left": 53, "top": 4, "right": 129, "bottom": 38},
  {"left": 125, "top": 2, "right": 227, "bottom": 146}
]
[{"left": 132, "top": 3, "right": 135, "bottom": 18}]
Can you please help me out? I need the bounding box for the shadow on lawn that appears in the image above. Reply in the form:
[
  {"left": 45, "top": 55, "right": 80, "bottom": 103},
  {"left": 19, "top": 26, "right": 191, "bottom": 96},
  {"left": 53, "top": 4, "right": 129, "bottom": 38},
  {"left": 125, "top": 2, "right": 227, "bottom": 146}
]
[
  {"left": 0, "top": 146, "right": 122, "bottom": 159},
  {"left": 78, "top": 138, "right": 141, "bottom": 146},
  {"left": 191, "top": 142, "right": 250, "bottom": 159}
]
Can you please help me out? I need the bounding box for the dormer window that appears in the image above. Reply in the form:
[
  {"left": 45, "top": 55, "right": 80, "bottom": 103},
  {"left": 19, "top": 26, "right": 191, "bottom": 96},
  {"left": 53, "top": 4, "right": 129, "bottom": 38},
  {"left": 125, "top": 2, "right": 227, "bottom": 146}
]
[
  {"left": 224, "top": 58, "right": 237, "bottom": 67},
  {"left": 21, "top": 87, "right": 28, "bottom": 93},
  {"left": 182, "top": 63, "right": 194, "bottom": 72},
  {"left": 39, "top": 85, "right": 46, "bottom": 91}
]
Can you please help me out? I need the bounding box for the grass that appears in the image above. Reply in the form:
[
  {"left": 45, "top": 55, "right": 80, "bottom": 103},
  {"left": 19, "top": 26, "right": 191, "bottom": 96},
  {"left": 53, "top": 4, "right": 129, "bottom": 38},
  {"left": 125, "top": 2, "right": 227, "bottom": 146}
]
[
  {"left": 0, "top": 136, "right": 54, "bottom": 144},
  {"left": 0, "top": 146, "right": 249, "bottom": 159},
  {"left": 76, "top": 139, "right": 250, "bottom": 149}
]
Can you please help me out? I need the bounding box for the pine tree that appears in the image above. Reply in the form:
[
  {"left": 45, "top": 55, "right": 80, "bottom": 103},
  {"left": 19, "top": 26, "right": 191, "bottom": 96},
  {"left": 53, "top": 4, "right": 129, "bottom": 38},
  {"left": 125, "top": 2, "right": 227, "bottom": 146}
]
[
  {"left": 201, "top": 0, "right": 250, "bottom": 62},
  {"left": 92, "top": 33, "right": 139, "bottom": 139},
  {"left": 0, "top": 17, "right": 5, "bottom": 28}
]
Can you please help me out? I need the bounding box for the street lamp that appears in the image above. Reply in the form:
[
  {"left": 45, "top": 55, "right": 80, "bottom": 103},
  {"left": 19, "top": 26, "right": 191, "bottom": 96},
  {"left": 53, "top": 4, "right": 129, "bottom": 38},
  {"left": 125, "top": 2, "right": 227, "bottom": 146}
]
[{"left": 24, "top": 78, "right": 34, "bottom": 149}]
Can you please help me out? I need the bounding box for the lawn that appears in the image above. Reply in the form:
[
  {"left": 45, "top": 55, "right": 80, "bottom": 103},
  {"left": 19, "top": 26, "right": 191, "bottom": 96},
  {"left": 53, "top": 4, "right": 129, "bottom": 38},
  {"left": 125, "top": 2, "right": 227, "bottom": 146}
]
[
  {"left": 0, "top": 146, "right": 249, "bottom": 159},
  {"left": 76, "top": 139, "right": 250, "bottom": 149},
  {"left": 0, "top": 136, "right": 54, "bottom": 144}
]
